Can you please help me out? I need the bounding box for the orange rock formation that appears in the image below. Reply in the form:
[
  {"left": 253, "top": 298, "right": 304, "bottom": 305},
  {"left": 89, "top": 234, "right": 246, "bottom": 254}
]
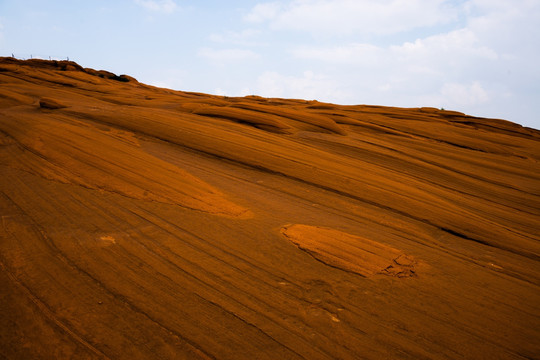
[{"left": 1, "top": 57, "right": 539, "bottom": 359}]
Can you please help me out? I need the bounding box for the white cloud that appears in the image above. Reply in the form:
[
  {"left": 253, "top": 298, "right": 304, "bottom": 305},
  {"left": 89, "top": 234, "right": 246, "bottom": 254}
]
[
  {"left": 441, "top": 81, "right": 490, "bottom": 106},
  {"left": 135, "top": 0, "right": 177, "bottom": 13},
  {"left": 467, "top": 0, "right": 540, "bottom": 62},
  {"left": 390, "top": 28, "right": 499, "bottom": 66},
  {"left": 270, "top": 24, "right": 504, "bottom": 114},
  {"left": 209, "top": 29, "right": 262, "bottom": 46},
  {"left": 293, "top": 29, "right": 498, "bottom": 71},
  {"left": 246, "top": 0, "right": 458, "bottom": 35},
  {"left": 468, "top": 0, "right": 538, "bottom": 13},
  {"left": 293, "top": 43, "right": 383, "bottom": 64},
  {"left": 197, "top": 48, "right": 260, "bottom": 63},
  {"left": 412, "top": 81, "right": 491, "bottom": 111},
  {"left": 255, "top": 70, "right": 349, "bottom": 102},
  {"left": 231, "top": 0, "right": 539, "bottom": 127},
  {"left": 244, "top": 2, "right": 282, "bottom": 23},
  {"left": 292, "top": 27, "right": 499, "bottom": 77}
]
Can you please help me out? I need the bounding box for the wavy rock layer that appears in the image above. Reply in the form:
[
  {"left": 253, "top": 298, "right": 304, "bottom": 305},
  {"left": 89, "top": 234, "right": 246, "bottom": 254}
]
[
  {"left": 281, "top": 224, "right": 418, "bottom": 278},
  {"left": 1, "top": 58, "right": 539, "bottom": 360}
]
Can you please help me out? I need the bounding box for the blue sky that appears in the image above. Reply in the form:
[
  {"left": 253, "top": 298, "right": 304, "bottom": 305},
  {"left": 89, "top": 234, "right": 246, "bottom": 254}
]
[{"left": 1, "top": 0, "right": 539, "bottom": 129}]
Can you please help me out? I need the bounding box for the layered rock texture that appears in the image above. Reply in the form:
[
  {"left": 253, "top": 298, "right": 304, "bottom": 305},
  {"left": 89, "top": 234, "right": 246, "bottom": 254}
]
[{"left": 1, "top": 57, "right": 539, "bottom": 359}]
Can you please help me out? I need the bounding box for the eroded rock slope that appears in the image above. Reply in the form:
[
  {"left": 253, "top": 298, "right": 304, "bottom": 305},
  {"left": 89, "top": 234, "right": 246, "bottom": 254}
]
[{"left": 1, "top": 57, "right": 539, "bottom": 359}]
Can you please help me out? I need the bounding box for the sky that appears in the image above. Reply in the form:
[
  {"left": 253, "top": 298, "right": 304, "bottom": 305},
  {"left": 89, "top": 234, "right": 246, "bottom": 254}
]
[{"left": 1, "top": 0, "right": 539, "bottom": 129}]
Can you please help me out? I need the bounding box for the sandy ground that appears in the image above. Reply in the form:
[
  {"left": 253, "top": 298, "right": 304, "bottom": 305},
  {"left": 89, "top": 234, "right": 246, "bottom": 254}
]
[{"left": 1, "top": 57, "right": 539, "bottom": 359}]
